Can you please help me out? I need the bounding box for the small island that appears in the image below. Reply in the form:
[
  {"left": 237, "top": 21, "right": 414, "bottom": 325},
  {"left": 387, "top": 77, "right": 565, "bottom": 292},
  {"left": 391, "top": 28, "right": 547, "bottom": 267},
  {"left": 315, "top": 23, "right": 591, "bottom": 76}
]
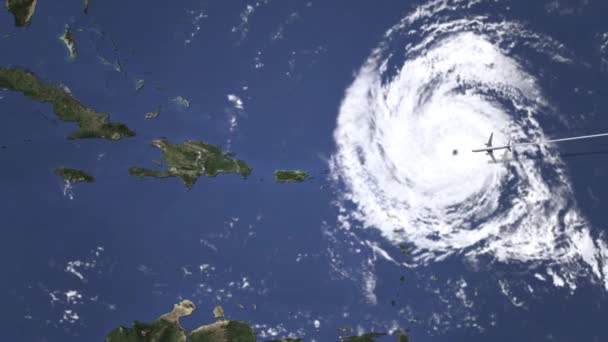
[
  {"left": 129, "top": 139, "right": 252, "bottom": 189},
  {"left": 54, "top": 167, "right": 94, "bottom": 183},
  {"left": 274, "top": 170, "right": 309, "bottom": 183},
  {"left": 6, "top": 0, "right": 37, "bottom": 27},
  {"left": 145, "top": 107, "right": 160, "bottom": 119},
  {"left": 144, "top": 110, "right": 159, "bottom": 119},
  {"left": 135, "top": 78, "right": 145, "bottom": 92},
  {"left": 60, "top": 25, "right": 77, "bottom": 60},
  {"left": 0, "top": 67, "right": 135, "bottom": 139}
]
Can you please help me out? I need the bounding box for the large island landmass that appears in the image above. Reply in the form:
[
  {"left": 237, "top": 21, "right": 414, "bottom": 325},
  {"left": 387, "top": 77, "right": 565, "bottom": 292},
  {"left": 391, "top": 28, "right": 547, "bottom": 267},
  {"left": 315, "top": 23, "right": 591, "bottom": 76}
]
[
  {"left": 107, "top": 301, "right": 411, "bottom": 342},
  {"left": 54, "top": 167, "right": 94, "bottom": 183},
  {"left": 6, "top": 0, "right": 37, "bottom": 27},
  {"left": 339, "top": 330, "right": 408, "bottom": 342},
  {"left": 274, "top": 170, "right": 309, "bottom": 183},
  {"left": 341, "top": 332, "right": 388, "bottom": 342},
  {"left": 0, "top": 67, "right": 135, "bottom": 139},
  {"left": 107, "top": 301, "right": 257, "bottom": 342},
  {"left": 129, "top": 139, "right": 252, "bottom": 189},
  {"left": 188, "top": 320, "right": 256, "bottom": 342},
  {"left": 107, "top": 300, "right": 196, "bottom": 342}
]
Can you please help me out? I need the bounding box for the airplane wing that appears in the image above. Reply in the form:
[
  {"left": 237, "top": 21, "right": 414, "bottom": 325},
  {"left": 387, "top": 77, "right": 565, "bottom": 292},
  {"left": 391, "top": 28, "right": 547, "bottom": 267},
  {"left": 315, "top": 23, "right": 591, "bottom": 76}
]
[
  {"left": 487, "top": 150, "right": 496, "bottom": 162},
  {"left": 486, "top": 132, "right": 493, "bottom": 147}
]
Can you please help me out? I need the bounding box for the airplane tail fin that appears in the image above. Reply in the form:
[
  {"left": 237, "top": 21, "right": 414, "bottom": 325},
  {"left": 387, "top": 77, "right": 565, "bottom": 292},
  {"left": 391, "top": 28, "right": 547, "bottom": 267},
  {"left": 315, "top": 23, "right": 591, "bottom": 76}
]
[{"left": 507, "top": 139, "right": 512, "bottom": 152}]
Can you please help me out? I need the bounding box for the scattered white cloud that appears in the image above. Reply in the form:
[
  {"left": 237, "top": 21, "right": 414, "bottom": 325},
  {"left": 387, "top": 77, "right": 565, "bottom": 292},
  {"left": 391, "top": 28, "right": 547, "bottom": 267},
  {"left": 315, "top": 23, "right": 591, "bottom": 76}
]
[
  {"left": 61, "top": 180, "right": 74, "bottom": 200},
  {"left": 227, "top": 94, "right": 244, "bottom": 110},
  {"left": 498, "top": 280, "right": 525, "bottom": 307},
  {"left": 224, "top": 95, "right": 246, "bottom": 150},
  {"left": 231, "top": 1, "right": 273, "bottom": 44},
  {"left": 253, "top": 50, "right": 264, "bottom": 69},
  {"left": 271, "top": 12, "right": 300, "bottom": 41},
  {"left": 61, "top": 309, "right": 79, "bottom": 324},
  {"left": 36, "top": 246, "right": 115, "bottom": 328},
  {"left": 65, "top": 246, "right": 105, "bottom": 282},
  {"left": 199, "top": 238, "right": 219, "bottom": 252},
  {"left": 599, "top": 32, "right": 608, "bottom": 72},
  {"left": 185, "top": 6, "right": 209, "bottom": 45}
]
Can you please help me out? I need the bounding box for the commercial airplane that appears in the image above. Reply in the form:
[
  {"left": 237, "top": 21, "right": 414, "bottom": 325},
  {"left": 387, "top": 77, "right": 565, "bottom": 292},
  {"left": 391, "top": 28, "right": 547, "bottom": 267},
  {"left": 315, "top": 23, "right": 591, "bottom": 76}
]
[
  {"left": 472, "top": 132, "right": 512, "bottom": 162},
  {"left": 472, "top": 131, "right": 608, "bottom": 161}
]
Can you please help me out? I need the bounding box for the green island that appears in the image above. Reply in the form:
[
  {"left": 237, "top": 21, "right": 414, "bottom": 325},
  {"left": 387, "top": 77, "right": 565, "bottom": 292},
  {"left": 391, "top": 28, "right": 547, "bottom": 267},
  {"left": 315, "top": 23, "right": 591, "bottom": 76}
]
[
  {"left": 5, "top": 0, "right": 37, "bottom": 27},
  {"left": 341, "top": 333, "right": 387, "bottom": 342},
  {"left": 129, "top": 139, "right": 252, "bottom": 189},
  {"left": 107, "top": 301, "right": 257, "bottom": 342},
  {"left": 0, "top": 67, "right": 135, "bottom": 139},
  {"left": 60, "top": 25, "right": 77, "bottom": 60},
  {"left": 145, "top": 106, "right": 160, "bottom": 119},
  {"left": 54, "top": 167, "right": 94, "bottom": 183},
  {"left": 274, "top": 170, "right": 309, "bottom": 183},
  {"left": 397, "top": 330, "right": 409, "bottom": 342},
  {"left": 189, "top": 320, "right": 255, "bottom": 342},
  {"left": 107, "top": 300, "right": 196, "bottom": 342},
  {"left": 135, "top": 78, "right": 145, "bottom": 92},
  {"left": 340, "top": 330, "right": 408, "bottom": 342},
  {"left": 107, "top": 301, "right": 410, "bottom": 342},
  {"left": 145, "top": 110, "right": 159, "bottom": 119}
]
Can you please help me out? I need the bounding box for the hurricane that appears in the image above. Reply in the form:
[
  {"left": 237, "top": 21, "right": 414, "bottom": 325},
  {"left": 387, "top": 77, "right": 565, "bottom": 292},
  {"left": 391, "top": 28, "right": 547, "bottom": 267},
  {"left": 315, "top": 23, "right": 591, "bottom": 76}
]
[{"left": 330, "top": 0, "right": 608, "bottom": 290}]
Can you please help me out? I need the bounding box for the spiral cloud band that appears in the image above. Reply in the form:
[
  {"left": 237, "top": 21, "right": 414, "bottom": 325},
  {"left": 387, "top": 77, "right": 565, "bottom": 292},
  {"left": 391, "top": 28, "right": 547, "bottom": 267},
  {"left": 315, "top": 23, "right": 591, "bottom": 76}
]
[{"left": 330, "top": 0, "right": 608, "bottom": 289}]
